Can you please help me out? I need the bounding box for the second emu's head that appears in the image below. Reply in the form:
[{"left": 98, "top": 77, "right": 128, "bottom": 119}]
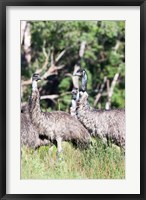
[
  {"left": 32, "top": 73, "right": 41, "bottom": 91},
  {"left": 71, "top": 87, "right": 79, "bottom": 101},
  {"left": 73, "top": 69, "right": 87, "bottom": 92}
]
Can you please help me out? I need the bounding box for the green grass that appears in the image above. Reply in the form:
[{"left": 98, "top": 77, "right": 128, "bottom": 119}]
[{"left": 21, "top": 139, "right": 125, "bottom": 179}]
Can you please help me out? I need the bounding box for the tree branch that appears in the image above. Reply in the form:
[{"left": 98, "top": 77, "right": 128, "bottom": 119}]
[
  {"left": 72, "top": 65, "right": 80, "bottom": 89},
  {"left": 40, "top": 94, "right": 59, "bottom": 100},
  {"left": 72, "top": 41, "right": 87, "bottom": 89},
  {"left": 55, "top": 49, "right": 66, "bottom": 63},
  {"left": 79, "top": 41, "right": 86, "bottom": 58},
  {"left": 22, "top": 64, "right": 65, "bottom": 86},
  {"left": 105, "top": 73, "right": 119, "bottom": 110},
  {"left": 94, "top": 76, "right": 107, "bottom": 107}
]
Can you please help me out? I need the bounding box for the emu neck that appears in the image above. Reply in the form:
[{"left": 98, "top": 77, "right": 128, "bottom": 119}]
[
  {"left": 29, "top": 86, "right": 42, "bottom": 124},
  {"left": 77, "top": 94, "right": 91, "bottom": 112},
  {"left": 81, "top": 73, "right": 87, "bottom": 92},
  {"left": 32, "top": 80, "right": 38, "bottom": 91},
  {"left": 76, "top": 91, "right": 80, "bottom": 102},
  {"left": 71, "top": 99, "right": 77, "bottom": 109},
  {"left": 71, "top": 90, "right": 80, "bottom": 109},
  {"left": 78, "top": 100, "right": 90, "bottom": 111}
]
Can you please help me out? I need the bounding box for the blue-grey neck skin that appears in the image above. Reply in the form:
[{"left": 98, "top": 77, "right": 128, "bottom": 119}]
[
  {"left": 71, "top": 99, "right": 77, "bottom": 109},
  {"left": 71, "top": 90, "right": 80, "bottom": 109},
  {"left": 81, "top": 71, "right": 87, "bottom": 92},
  {"left": 76, "top": 90, "right": 80, "bottom": 102},
  {"left": 32, "top": 80, "right": 38, "bottom": 91}
]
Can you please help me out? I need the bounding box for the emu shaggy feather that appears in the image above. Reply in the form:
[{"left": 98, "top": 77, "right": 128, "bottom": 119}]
[
  {"left": 76, "top": 92, "right": 125, "bottom": 149},
  {"left": 21, "top": 113, "right": 50, "bottom": 149},
  {"left": 29, "top": 87, "right": 91, "bottom": 153}
]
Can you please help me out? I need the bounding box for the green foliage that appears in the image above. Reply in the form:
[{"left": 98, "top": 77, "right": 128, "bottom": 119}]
[
  {"left": 21, "top": 20, "right": 125, "bottom": 110},
  {"left": 59, "top": 77, "right": 71, "bottom": 91},
  {"left": 21, "top": 140, "right": 125, "bottom": 179},
  {"left": 21, "top": 21, "right": 125, "bottom": 179}
]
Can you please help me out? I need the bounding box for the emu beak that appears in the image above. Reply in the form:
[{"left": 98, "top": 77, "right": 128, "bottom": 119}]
[
  {"left": 37, "top": 76, "right": 41, "bottom": 81},
  {"left": 36, "top": 74, "right": 41, "bottom": 81}
]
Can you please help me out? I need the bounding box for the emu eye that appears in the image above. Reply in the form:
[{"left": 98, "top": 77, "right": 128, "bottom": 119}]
[{"left": 76, "top": 69, "right": 80, "bottom": 73}]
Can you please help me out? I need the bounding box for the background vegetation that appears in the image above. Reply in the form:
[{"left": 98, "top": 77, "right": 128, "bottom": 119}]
[
  {"left": 21, "top": 20, "right": 125, "bottom": 111},
  {"left": 21, "top": 20, "right": 125, "bottom": 179},
  {"left": 21, "top": 140, "right": 125, "bottom": 179}
]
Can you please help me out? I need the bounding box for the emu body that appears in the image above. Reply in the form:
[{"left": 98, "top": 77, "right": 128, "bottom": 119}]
[
  {"left": 74, "top": 69, "right": 125, "bottom": 149},
  {"left": 76, "top": 92, "right": 125, "bottom": 149},
  {"left": 21, "top": 113, "right": 50, "bottom": 149},
  {"left": 29, "top": 74, "right": 91, "bottom": 154}
]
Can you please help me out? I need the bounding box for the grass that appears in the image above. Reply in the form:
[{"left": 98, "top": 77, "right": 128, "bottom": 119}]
[{"left": 21, "top": 139, "right": 125, "bottom": 179}]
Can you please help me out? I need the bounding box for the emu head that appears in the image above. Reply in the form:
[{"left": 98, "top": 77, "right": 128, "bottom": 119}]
[
  {"left": 71, "top": 87, "right": 79, "bottom": 102},
  {"left": 73, "top": 69, "right": 87, "bottom": 92},
  {"left": 73, "top": 69, "right": 85, "bottom": 77},
  {"left": 32, "top": 73, "right": 41, "bottom": 81},
  {"left": 32, "top": 73, "right": 41, "bottom": 91}
]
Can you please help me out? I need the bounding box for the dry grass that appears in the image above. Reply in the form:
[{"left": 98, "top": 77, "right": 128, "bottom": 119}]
[{"left": 21, "top": 139, "right": 125, "bottom": 179}]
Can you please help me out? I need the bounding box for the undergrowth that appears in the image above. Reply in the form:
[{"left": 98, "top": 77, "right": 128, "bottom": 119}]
[{"left": 21, "top": 139, "right": 125, "bottom": 179}]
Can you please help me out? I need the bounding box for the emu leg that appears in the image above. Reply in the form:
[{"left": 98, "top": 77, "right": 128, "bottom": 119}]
[
  {"left": 56, "top": 137, "right": 62, "bottom": 153},
  {"left": 56, "top": 137, "right": 63, "bottom": 160}
]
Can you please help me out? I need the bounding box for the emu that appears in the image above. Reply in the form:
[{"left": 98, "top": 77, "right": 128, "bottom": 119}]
[
  {"left": 29, "top": 73, "right": 91, "bottom": 155},
  {"left": 74, "top": 69, "right": 125, "bottom": 149},
  {"left": 21, "top": 113, "right": 50, "bottom": 149}
]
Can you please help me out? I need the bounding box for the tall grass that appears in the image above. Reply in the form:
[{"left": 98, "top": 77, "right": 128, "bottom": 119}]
[{"left": 21, "top": 139, "right": 125, "bottom": 179}]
